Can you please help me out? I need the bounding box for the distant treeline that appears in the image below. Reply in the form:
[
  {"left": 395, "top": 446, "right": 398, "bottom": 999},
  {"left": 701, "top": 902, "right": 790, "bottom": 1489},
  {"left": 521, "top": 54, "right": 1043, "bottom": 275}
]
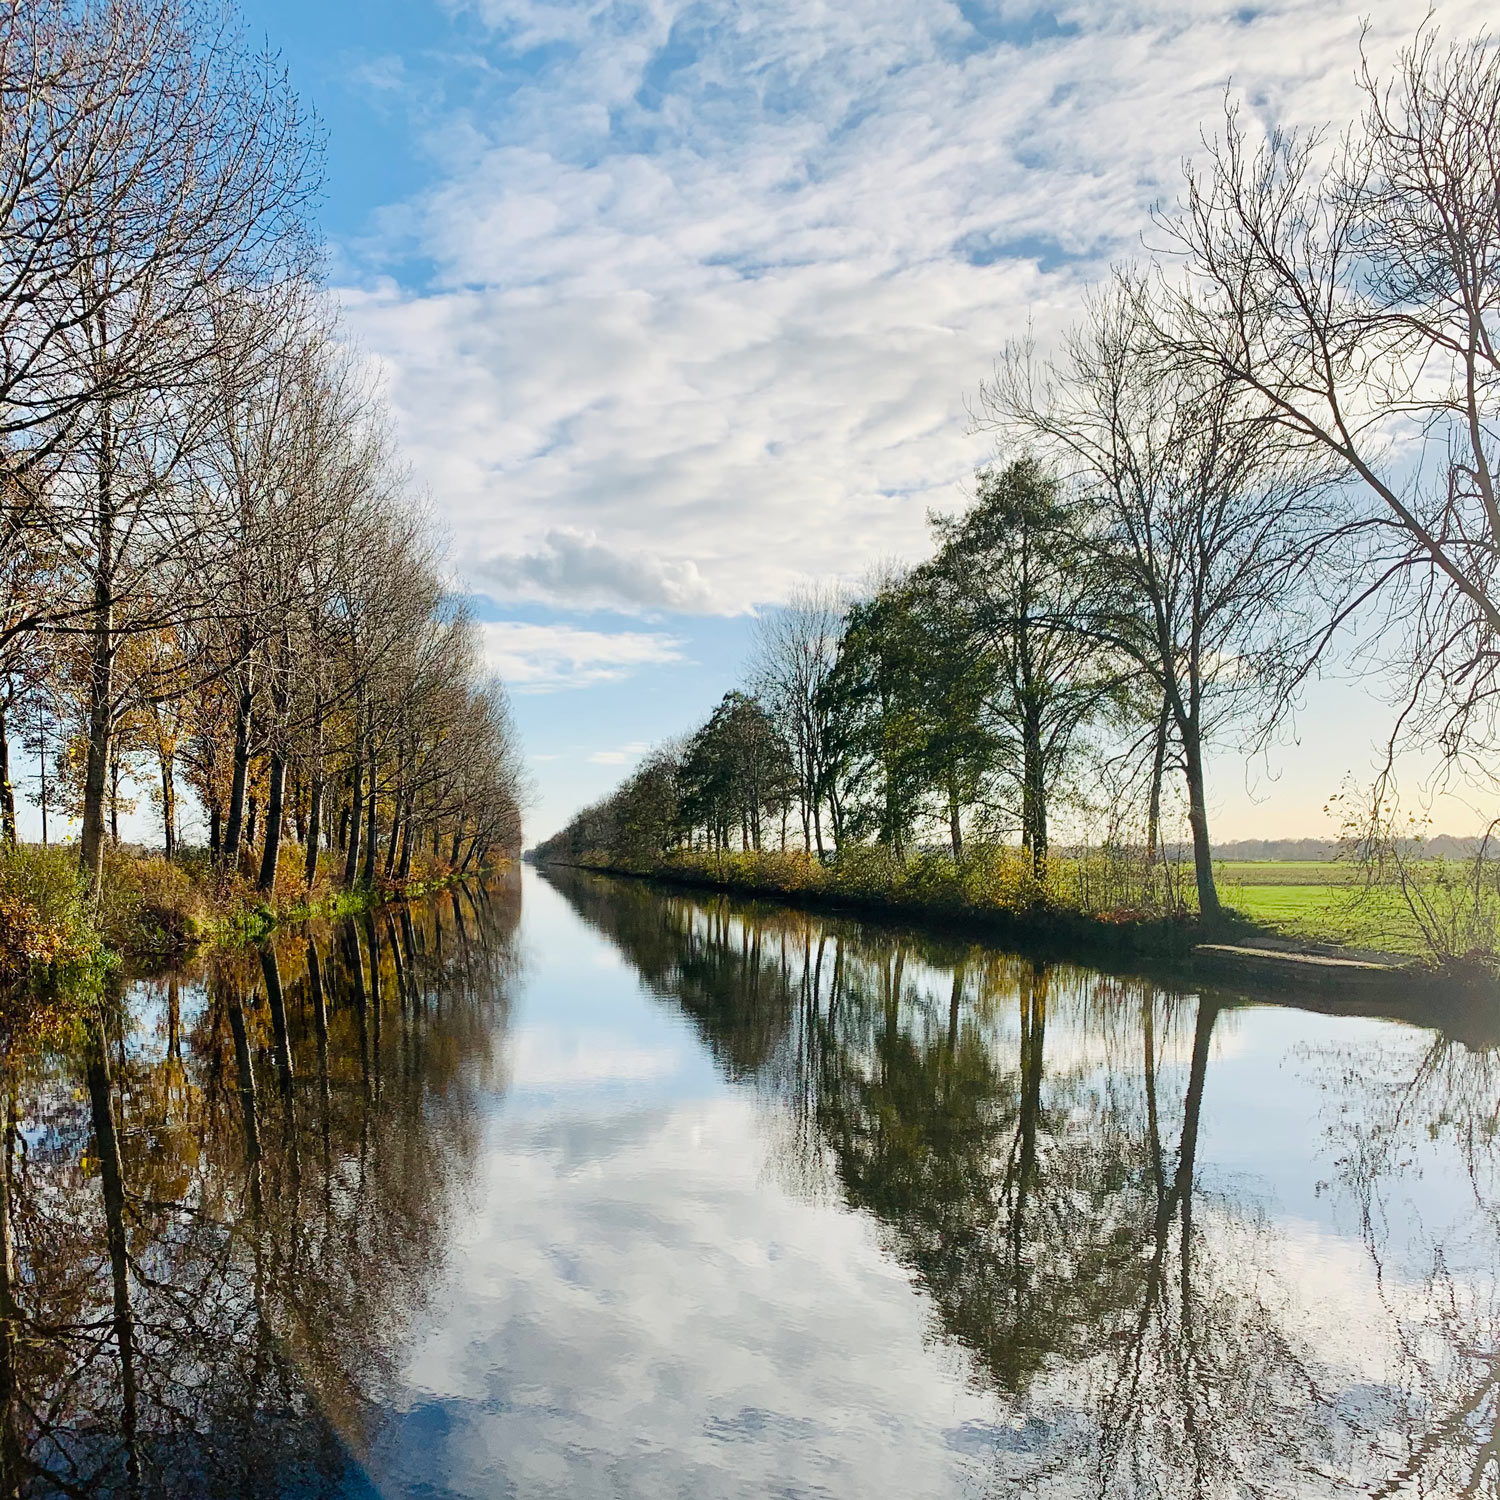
[
  {"left": 0, "top": 2, "right": 527, "bottom": 901},
  {"left": 538, "top": 25, "right": 1500, "bottom": 924},
  {"left": 1210, "top": 838, "right": 1489, "bottom": 864}
]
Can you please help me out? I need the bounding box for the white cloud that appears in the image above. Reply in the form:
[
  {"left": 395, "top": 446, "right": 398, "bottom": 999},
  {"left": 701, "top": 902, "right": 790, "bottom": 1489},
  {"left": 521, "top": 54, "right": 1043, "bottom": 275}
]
[
  {"left": 481, "top": 526, "right": 721, "bottom": 613},
  {"left": 507, "top": 1025, "right": 686, "bottom": 1087},
  {"left": 479, "top": 620, "right": 685, "bottom": 692},
  {"left": 344, "top": 0, "right": 1494, "bottom": 615},
  {"left": 588, "top": 739, "right": 652, "bottom": 766},
  {"left": 383, "top": 1096, "right": 997, "bottom": 1497}
]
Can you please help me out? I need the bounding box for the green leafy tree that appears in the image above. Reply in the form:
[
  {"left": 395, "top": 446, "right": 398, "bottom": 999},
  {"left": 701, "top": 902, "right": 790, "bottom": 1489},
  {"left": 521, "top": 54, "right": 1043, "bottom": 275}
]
[
  {"left": 680, "top": 692, "right": 795, "bottom": 852},
  {"left": 929, "top": 460, "right": 1110, "bottom": 878}
]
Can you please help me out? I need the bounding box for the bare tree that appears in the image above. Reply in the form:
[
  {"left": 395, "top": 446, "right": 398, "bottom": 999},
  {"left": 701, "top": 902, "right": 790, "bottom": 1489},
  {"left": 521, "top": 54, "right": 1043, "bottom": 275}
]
[
  {"left": 34, "top": 0, "right": 319, "bottom": 891},
  {"left": 981, "top": 278, "right": 1340, "bottom": 918},
  {"left": 1158, "top": 25, "right": 1500, "bottom": 778},
  {"left": 751, "top": 583, "right": 844, "bottom": 857}
]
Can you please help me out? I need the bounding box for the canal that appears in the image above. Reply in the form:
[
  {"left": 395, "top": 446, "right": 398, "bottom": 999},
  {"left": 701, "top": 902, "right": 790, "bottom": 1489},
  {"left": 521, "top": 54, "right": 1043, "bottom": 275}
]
[{"left": 4, "top": 865, "right": 1495, "bottom": 1496}]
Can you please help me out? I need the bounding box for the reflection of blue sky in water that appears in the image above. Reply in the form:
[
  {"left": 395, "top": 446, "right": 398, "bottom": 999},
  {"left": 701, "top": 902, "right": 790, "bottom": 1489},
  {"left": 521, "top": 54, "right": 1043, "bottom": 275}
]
[
  {"left": 368, "top": 871, "right": 997, "bottom": 1497},
  {"left": 344, "top": 871, "right": 1497, "bottom": 1496}
]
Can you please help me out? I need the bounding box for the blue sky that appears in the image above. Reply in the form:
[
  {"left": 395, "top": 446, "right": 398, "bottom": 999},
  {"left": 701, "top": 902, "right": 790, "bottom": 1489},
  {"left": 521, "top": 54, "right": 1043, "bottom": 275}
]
[{"left": 155, "top": 1, "right": 1499, "bottom": 842}]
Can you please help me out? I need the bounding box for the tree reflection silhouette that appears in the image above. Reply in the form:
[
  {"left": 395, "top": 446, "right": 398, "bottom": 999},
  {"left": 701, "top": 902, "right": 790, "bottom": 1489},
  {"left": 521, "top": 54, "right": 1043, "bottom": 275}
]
[
  {"left": 0, "top": 877, "right": 518, "bottom": 1498},
  {"left": 550, "top": 868, "right": 1489, "bottom": 1499},
  {"left": 1310, "top": 1027, "right": 1500, "bottom": 1496}
]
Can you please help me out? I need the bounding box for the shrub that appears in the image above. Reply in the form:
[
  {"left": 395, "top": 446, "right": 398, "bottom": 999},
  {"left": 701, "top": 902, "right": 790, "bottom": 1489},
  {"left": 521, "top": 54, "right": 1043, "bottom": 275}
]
[
  {"left": 0, "top": 844, "right": 105, "bottom": 1043},
  {"left": 567, "top": 837, "right": 1201, "bottom": 926},
  {"left": 98, "top": 847, "right": 211, "bottom": 955}
]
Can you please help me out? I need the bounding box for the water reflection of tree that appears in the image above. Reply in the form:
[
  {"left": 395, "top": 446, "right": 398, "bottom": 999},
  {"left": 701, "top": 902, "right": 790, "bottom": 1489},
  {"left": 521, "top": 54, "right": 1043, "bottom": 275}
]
[
  {"left": 0, "top": 876, "right": 518, "bottom": 1498},
  {"left": 1310, "top": 1026, "right": 1500, "bottom": 1497},
  {"left": 551, "top": 869, "right": 1436, "bottom": 1498}
]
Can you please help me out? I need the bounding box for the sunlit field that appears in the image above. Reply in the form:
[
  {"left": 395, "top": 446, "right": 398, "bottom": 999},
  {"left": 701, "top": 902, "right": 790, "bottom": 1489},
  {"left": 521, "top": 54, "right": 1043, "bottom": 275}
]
[{"left": 1218, "top": 861, "right": 1427, "bottom": 955}]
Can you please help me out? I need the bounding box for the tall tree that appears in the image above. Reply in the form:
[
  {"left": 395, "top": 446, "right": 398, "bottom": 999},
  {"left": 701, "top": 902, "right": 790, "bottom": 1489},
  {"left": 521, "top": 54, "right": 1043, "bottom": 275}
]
[
  {"left": 929, "top": 460, "right": 1109, "bottom": 879},
  {"left": 751, "top": 584, "right": 844, "bottom": 857},
  {"left": 38, "top": 0, "right": 319, "bottom": 892},
  {"left": 982, "top": 280, "right": 1337, "bottom": 917},
  {"left": 1159, "top": 27, "right": 1500, "bottom": 774}
]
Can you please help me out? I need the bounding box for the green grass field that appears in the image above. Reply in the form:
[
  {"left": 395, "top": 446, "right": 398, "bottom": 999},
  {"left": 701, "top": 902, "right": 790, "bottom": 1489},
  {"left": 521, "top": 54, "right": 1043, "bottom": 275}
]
[
  {"left": 1216, "top": 860, "right": 1358, "bottom": 886},
  {"left": 1215, "top": 860, "right": 1426, "bottom": 954}
]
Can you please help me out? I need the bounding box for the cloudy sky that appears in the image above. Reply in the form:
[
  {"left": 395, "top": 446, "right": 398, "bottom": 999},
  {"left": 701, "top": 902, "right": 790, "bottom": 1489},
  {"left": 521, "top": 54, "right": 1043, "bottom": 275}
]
[{"left": 233, "top": 0, "right": 1496, "bottom": 843}]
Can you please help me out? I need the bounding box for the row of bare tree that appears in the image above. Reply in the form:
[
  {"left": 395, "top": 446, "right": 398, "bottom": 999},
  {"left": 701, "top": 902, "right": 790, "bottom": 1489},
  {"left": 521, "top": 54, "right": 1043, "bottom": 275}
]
[
  {"left": 0, "top": 1, "right": 525, "bottom": 893},
  {"left": 541, "top": 24, "right": 1500, "bottom": 920}
]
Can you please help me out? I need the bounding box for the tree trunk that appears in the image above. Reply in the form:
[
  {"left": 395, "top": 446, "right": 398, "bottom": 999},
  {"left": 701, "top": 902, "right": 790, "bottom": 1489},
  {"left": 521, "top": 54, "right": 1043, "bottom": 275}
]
[
  {"left": 1021, "top": 706, "right": 1047, "bottom": 882},
  {"left": 257, "top": 744, "right": 287, "bottom": 891},
  {"left": 209, "top": 802, "right": 222, "bottom": 862},
  {"left": 34, "top": 709, "right": 48, "bottom": 846},
  {"left": 1180, "top": 718, "right": 1219, "bottom": 919},
  {"left": 397, "top": 803, "right": 414, "bottom": 881},
  {"left": 80, "top": 631, "right": 113, "bottom": 885},
  {"left": 342, "top": 747, "right": 363, "bottom": 886},
  {"left": 382, "top": 797, "right": 402, "bottom": 881},
  {"left": 158, "top": 741, "right": 176, "bottom": 860},
  {"left": 222, "top": 650, "right": 254, "bottom": 865},
  {"left": 108, "top": 750, "right": 121, "bottom": 846},
  {"left": 0, "top": 700, "right": 14, "bottom": 846},
  {"left": 305, "top": 772, "right": 323, "bottom": 888},
  {"left": 948, "top": 780, "right": 963, "bottom": 862},
  {"left": 80, "top": 407, "right": 115, "bottom": 896},
  {"left": 1146, "top": 693, "right": 1169, "bottom": 865},
  {"left": 361, "top": 739, "right": 378, "bottom": 886}
]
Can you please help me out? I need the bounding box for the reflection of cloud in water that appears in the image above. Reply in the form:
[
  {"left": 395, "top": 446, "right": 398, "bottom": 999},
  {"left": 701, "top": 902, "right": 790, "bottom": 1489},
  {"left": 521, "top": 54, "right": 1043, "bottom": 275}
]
[
  {"left": 540, "top": 870, "right": 1500, "bottom": 1497},
  {"left": 380, "top": 1096, "right": 994, "bottom": 1499},
  {"left": 508, "top": 1025, "right": 688, "bottom": 1088}
]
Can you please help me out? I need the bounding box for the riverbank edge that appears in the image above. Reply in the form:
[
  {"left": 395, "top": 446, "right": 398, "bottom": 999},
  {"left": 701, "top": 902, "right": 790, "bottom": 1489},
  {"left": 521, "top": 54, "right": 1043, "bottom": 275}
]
[
  {"left": 127, "top": 861, "right": 515, "bottom": 968},
  {"left": 8, "top": 860, "right": 513, "bottom": 1018},
  {"left": 532, "top": 855, "right": 1496, "bottom": 1007}
]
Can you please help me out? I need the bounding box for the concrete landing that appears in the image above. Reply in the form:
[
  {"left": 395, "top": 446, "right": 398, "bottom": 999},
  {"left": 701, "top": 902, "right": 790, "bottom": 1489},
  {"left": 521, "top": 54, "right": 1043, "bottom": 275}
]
[{"left": 1193, "top": 941, "right": 1416, "bottom": 989}]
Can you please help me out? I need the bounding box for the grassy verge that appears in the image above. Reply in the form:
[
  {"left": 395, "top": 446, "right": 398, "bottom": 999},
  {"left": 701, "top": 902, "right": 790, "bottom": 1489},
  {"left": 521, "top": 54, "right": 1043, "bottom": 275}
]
[
  {"left": 0, "top": 845, "right": 110, "bottom": 1047},
  {"left": 1, "top": 842, "right": 505, "bottom": 1011},
  {"left": 0, "top": 841, "right": 510, "bottom": 1054},
  {"left": 540, "top": 846, "right": 1237, "bottom": 964},
  {"left": 542, "top": 847, "right": 1498, "bottom": 979},
  {"left": 1217, "top": 860, "right": 1441, "bottom": 957}
]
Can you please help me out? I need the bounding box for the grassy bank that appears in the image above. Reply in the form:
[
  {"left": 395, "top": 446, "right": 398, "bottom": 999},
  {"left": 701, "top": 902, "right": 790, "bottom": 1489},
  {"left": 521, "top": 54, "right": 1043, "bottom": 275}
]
[
  {"left": 0, "top": 841, "right": 505, "bottom": 1025},
  {"left": 538, "top": 846, "right": 1492, "bottom": 976},
  {"left": 1218, "top": 860, "right": 1480, "bottom": 958},
  {"left": 538, "top": 846, "right": 1231, "bottom": 964}
]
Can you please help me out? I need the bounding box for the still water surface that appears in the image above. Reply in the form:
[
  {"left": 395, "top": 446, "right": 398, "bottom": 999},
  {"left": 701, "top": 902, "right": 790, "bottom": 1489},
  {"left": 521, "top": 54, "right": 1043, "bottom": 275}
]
[{"left": 6, "top": 867, "right": 1498, "bottom": 1497}]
